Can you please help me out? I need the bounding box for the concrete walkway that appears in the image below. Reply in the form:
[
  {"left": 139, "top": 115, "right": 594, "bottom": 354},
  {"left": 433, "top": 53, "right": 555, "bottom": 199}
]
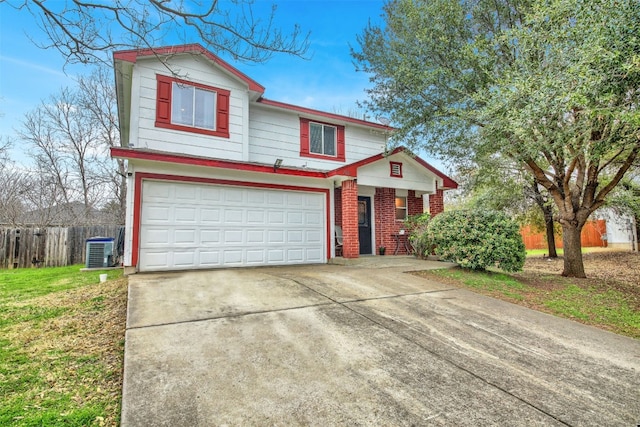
[{"left": 121, "top": 257, "right": 640, "bottom": 426}]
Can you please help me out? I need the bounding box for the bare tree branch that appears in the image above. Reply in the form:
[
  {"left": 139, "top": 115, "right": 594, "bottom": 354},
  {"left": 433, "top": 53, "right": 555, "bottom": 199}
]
[{"left": 6, "top": 0, "right": 309, "bottom": 67}]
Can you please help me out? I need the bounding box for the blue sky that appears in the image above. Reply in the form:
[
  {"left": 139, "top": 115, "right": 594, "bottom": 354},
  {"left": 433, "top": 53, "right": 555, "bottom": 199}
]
[{"left": 0, "top": 0, "right": 444, "bottom": 170}]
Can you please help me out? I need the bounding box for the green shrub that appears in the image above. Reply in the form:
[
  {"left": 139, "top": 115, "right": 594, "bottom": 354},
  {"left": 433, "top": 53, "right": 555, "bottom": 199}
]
[
  {"left": 426, "top": 209, "right": 525, "bottom": 272},
  {"left": 405, "top": 213, "right": 432, "bottom": 259}
]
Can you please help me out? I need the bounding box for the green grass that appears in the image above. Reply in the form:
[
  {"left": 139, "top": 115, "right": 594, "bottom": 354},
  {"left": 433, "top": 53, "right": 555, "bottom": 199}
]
[
  {"left": 544, "top": 285, "right": 640, "bottom": 336},
  {"left": 423, "top": 268, "right": 640, "bottom": 339},
  {"left": 430, "top": 268, "right": 527, "bottom": 301},
  {"left": 0, "top": 265, "right": 122, "bottom": 301},
  {"left": 0, "top": 265, "right": 126, "bottom": 427},
  {"left": 525, "top": 247, "right": 603, "bottom": 257}
]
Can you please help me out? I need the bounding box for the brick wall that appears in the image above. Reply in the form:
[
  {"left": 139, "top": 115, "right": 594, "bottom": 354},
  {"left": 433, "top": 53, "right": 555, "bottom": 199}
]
[
  {"left": 373, "top": 188, "right": 423, "bottom": 255},
  {"left": 407, "top": 190, "right": 423, "bottom": 216},
  {"left": 341, "top": 180, "right": 359, "bottom": 258},
  {"left": 374, "top": 188, "right": 396, "bottom": 252},
  {"left": 429, "top": 189, "right": 444, "bottom": 216}
]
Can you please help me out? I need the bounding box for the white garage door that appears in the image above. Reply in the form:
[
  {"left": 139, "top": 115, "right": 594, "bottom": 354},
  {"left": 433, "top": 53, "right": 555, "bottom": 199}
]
[{"left": 139, "top": 180, "right": 326, "bottom": 271}]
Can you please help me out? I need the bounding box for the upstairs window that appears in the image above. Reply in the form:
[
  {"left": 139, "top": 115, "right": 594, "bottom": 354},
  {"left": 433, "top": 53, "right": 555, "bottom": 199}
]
[
  {"left": 172, "top": 83, "right": 216, "bottom": 129},
  {"left": 156, "top": 74, "right": 230, "bottom": 138},
  {"left": 390, "top": 162, "right": 403, "bottom": 177},
  {"left": 300, "top": 118, "right": 345, "bottom": 161},
  {"left": 310, "top": 122, "right": 336, "bottom": 156}
]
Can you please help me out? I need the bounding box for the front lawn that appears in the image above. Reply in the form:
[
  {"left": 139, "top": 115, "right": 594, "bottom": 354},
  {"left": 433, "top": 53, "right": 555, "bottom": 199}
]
[
  {"left": 415, "top": 251, "right": 640, "bottom": 339},
  {"left": 0, "top": 266, "right": 127, "bottom": 426}
]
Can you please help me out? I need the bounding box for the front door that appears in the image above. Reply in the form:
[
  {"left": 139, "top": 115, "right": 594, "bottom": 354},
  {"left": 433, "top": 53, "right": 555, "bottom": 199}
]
[{"left": 358, "top": 196, "right": 372, "bottom": 255}]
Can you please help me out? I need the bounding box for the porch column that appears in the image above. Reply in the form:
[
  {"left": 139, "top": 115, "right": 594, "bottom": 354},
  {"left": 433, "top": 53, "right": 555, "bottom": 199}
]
[
  {"left": 341, "top": 179, "right": 359, "bottom": 258},
  {"left": 429, "top": 187, "right": 444, "bottom": 216}
]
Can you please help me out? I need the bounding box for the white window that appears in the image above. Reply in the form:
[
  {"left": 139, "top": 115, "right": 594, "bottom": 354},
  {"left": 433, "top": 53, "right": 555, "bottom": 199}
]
[
  {"left": 309, "top": 122, "right": 337, "bottom": 156},
  {"left": 395, "top": 196, "right": 407, "bottom": 220},
  {"left": 171, "top": 82, "right": 216, "bottom": 130}
]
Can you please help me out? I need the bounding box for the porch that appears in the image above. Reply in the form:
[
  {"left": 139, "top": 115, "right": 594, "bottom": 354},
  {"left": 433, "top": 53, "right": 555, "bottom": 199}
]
[{"left": 334, "top": 182, "right": 444, "bottom": 259}]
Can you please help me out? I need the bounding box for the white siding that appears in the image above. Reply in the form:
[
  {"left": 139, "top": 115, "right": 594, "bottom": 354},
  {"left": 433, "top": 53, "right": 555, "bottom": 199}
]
[
  {"left": 125, "top": 55, "right": 391, "bottom": 168},
  {"left": 248, "top": 104, "right": 388, "bottom": 170},
  {"left": 130, "top": 56, "right": 248, "bottom": 161}
]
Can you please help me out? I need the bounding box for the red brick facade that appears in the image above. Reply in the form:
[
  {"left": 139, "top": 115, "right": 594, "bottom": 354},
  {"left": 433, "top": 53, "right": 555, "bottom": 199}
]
[
  {"left": 335, "top": 185, "right": 443, "bottom": 258},
  {"left": 429, "top": 189, "right": 444, "bottom": 216},
  {"left": 374, "top": 188, "right": 396, "bottom": 252},
  {"left": 340, "top": 180, "right": 359, "bottom": 258}
]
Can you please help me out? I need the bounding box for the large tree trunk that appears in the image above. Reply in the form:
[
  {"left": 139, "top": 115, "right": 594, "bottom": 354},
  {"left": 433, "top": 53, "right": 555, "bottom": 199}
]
[
  {"left": 531, "top": 181, "right": 557, "bottom": 258},
  {"left": 561, "top": 223, "right": 586, "bottom": 278},
  {"left": 543, "top": 206, "right": 558, "bottom": 258}
]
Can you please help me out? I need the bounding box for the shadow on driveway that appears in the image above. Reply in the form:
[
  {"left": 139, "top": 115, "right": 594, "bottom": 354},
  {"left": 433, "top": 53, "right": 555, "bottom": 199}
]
[{"left": 122, "top": 258, "right": 640, "bottom": 426}]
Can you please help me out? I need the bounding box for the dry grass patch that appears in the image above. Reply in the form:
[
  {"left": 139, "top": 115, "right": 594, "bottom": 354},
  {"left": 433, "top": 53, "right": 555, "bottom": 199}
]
[{"left": 0, "top": 267, "right": 127, "bottom": 426}]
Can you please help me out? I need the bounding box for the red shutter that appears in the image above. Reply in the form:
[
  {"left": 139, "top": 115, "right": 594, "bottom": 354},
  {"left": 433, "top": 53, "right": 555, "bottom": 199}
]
[
  {"left": 300, "top": 118, "right": 310, "bottom": 156},
  {"left": 216, "top": 89, "right": 230, "bottom": 138},
  {"left": 156, "top": 76, "right": 172, "bottom": 125},
  {"left": 336, "top": 125, "right": 346, "bottom": 161}
]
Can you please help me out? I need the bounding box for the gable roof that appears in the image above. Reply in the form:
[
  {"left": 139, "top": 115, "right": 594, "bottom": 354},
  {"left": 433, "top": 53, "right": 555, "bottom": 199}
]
[
  {"left": 113, "top": 44, "right": 265, "bottom": 94},
  {"left": 328, "top": 147, "right": 458, "bottom": 190}
]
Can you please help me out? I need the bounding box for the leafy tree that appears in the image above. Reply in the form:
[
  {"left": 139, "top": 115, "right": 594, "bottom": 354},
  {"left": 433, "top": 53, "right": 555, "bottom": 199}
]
[
  {"left": 460, "top": 157, "right": 559, "bottom": 257},
  {"left": 426, "top": 209, "right": 526, "bottom": 272},
  {"left": 353, "top": 0, "right": 640, "bottom": 277},
  {"left": 4, "top": 0, "right": 309, "bottom": 65}
]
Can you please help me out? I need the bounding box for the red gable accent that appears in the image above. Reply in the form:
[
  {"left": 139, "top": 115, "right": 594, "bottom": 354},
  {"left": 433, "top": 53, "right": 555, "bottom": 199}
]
[
  {"left": 113, "top": 44, "right": 265, "bottom": 94},
  {"left": 327, "top": 147, "right": 458, "bottom": 189}
]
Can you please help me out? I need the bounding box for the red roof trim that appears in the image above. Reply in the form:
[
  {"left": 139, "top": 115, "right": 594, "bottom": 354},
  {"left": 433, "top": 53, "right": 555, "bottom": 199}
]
[
  {"left": 113, "top": 44, "right": 265, "bottom": 94},
  {"left": 258, "top": 98, "right": 394, "bottom": 131},
  {"left": 110, "top": 147, "right": 326, "bottom": 178},
  {"left": 111, "top": 146, "right": 456, "bottom": 188}
]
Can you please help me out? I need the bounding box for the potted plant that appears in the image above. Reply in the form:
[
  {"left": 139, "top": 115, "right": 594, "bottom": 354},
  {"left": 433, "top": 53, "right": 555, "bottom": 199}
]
[{"left": 378, "top": 246, "right": 386, "bottom": 255}]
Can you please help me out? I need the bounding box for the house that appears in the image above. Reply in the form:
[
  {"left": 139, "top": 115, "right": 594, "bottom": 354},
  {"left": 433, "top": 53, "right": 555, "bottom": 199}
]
[
  {"left": 111, "top": 44, "right": 457, "bottom": 272},
  {"left": 595, "top": 209, "right": 638, "bottom": 251}
]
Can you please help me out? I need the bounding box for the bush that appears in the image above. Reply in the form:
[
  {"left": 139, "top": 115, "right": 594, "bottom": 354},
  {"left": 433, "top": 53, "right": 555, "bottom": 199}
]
[
  {"left": 405, "top": 213, "right": 432, "bottom": 259},
  {"left": 426, "top": 209, "right": 525, "bottom": 272}
]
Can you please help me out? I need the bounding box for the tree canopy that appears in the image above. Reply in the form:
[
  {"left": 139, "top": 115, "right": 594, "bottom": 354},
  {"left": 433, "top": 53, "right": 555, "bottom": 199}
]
[{"left": 353, "top": 0, "right": 640, "bottom": 277}]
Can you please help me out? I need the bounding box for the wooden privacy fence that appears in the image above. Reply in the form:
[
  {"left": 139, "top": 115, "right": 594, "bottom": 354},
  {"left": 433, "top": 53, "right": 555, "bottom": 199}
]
[
  {"left": 0, "top": 225, "right": 124, "bottom": 269},
  {"left": 520, "top": 219, "right": 607, "bottom": 250}
]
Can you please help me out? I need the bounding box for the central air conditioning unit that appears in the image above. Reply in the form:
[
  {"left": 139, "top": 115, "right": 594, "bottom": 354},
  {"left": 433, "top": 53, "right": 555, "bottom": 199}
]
[{"left": 86, "top": 237, "right": 115, "bottom": 268}]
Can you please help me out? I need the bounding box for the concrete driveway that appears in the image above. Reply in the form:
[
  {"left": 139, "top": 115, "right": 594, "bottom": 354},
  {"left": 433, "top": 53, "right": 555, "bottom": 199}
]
[{"left": 121, "top": 257, "right": 640, "bottom": 426}]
